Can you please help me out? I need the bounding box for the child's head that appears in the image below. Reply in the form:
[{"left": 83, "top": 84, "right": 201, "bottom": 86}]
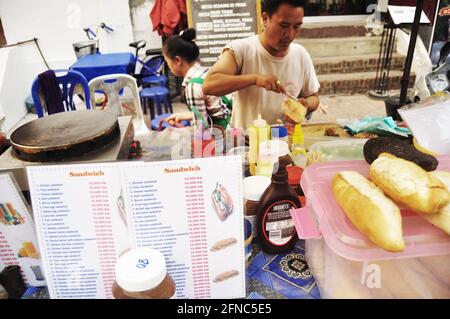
[{"left": 163, "top": 28, "right": 199, "bottom": 77}]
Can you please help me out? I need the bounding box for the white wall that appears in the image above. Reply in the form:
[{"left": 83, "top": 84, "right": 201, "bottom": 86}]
[
  {"left": 130, "top": 0, "right": 163, "bottom": 50},
  {"left": 0, "top": 0, "right": 136, "bottom": 132}
]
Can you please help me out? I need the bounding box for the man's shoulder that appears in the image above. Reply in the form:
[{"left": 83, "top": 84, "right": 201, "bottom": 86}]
[{"left": 290, "top": 41, "right": 310, "bottom": 57}]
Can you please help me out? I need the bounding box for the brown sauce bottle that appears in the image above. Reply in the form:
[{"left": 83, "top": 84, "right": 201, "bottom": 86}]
[{"left": 256, "top": 157, "right": 301, "bottom": 254}]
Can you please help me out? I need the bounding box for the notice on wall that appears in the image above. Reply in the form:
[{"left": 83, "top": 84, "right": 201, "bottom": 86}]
[
  {"left": 27, "top": 163, "right": 132, "bottom": 299},
  {"left": 388, "top": 5, "right": 430, "bottom": 25},
  {"left": 122, "top": 156, "right": 245, "bottom": 299},
  {"left": 0, "top": 173, "right": 46, "bottom": 287},
  {"left": 27, "top": 156, "right": 245, "bottom": 299},
  {"left": 187, "top": 0, "right": 262, "bottom": 66}
]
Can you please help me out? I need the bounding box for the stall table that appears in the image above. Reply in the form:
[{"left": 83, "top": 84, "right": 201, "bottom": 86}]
[{"left": 70, "top": 53, "right": 135, "bottom": 82}]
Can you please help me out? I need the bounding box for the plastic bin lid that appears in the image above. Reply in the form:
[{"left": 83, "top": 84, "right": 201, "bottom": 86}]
[
  {"left": 309, "top": 139, "right": 367, "bottom": 161},
  {"left": 291, "top": 156, "right": 450, "bottom": 261}
]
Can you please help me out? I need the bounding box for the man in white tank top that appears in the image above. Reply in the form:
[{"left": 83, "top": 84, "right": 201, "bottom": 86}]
[{"left": 203, "top": 0, "right": 320, "bottom": 129}]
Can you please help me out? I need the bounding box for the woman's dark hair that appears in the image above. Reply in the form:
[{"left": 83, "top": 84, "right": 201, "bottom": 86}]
[
  {"left": 263, "top": 0, "right": 307, "bottom": 16},
  {"left": 163, "top": 28, "right": 199, "bottom": 63}
]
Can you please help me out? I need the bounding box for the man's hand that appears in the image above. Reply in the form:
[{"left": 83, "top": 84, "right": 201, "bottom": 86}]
[
  {"left": 165, "top": 112, "right": 193, "bottom": 124},
  {"left": 255, "top": 75, "right": 286, "bottom": 94}
]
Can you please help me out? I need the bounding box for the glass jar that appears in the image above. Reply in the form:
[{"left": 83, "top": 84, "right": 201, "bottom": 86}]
[{"left": 112, "top": 247, "right": 176, "bottom": 299}]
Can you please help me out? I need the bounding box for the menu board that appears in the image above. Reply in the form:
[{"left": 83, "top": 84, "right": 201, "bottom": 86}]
[
  {"left": 187, "top": 0, "right": 262, "bottom": 66},
  {"left": 0, "top": 173, "right": 46, "bottom": 287},
  {"left": 27, "top": 157, "right": 245, "bottom": 299},
  {"left": 27, "top": 163, "right": 132, "bottom": 299},
  {"left": 122, "top": 156, "right": 245, "bottom": 299}
]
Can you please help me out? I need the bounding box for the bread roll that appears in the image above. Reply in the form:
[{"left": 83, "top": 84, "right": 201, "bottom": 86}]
[
  {"left": 369, "top": 153, "right": 449, "bottom": 214},
  {"left": 332, "top": 171, "right": 405, "bottom": 252},
  {"left": 282, "top": 99, "right": 307, "bottom": 123},
  {"left": 417, "top": 171, "right": 450, "bottom": 235}
]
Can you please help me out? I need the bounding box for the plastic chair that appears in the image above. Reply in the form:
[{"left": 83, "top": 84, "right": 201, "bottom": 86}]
[
  {"left": 31, "top": 69, "right": 91, "bottom": 118},
  {"left": 140, "top": 55, "right": 168, "bottom": 88},
  {"left": 88, "top": 74, "right": 150, "bottom": 136},
  {"left": 139, "top": 87, "right": 172, "bottom": 120}
]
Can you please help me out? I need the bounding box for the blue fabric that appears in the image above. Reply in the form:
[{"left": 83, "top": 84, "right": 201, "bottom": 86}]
[
  {"left": 70, "top": 53, "right": 134, "bottom": 82},
  {"left": 31, "top": 69, "right": 91, "bottom": 118},
  {"left": 246, "top": 241, "right": 321, "bottom": 299}
]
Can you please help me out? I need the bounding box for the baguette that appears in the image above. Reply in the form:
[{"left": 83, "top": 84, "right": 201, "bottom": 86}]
[
  {"left": 369, "top": 153, "right": 449, "bottom": 214},
  {"left": 332, "top": 171, "right": 405, "bottom": 252},
  {"left": 282, "top": 98, "right": 307, "bottom": 123},
  {"left": 417, "top": 171, "right": 450, "bottom": 235}
]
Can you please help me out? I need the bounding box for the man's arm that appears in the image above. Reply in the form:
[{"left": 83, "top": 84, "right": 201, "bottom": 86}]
[
  {"left": 300, "top": 93, "right": 320, "bottom": 113},
  {"left": 203, "top": 49, "right": 285, "bottom": 96}
]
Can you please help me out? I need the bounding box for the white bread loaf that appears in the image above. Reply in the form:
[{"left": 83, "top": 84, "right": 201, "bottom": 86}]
[
  {"left": 332, "top": 171, "right": 405, "bottom": 252},
  {"left": 418, "top": 171, "right": 450, "bottom": 235},
  {"left": 369, "top": 153, "right": 449, "bottom": 215}
]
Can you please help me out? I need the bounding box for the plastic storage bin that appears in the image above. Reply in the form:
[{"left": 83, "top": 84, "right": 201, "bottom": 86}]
[
  {"left": 309, "top": 139, "right": 367, "bottom": 161},
  {"left": 290, "top": 157, "right": 450, "bottom": 299}
]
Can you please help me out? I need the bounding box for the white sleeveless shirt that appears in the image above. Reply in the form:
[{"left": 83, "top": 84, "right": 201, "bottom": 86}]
[{"left": 225, "top": 35, "right": 320, "bottom": 129}]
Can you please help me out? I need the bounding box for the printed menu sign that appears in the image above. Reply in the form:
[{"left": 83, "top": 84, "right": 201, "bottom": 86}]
[
  {"left": 27, "top": 164, "right": 131, "bottom": 299},
  {"left": 0, "top": 173, "right": 45, "bottom": 287},
  {"left": 187, "top": 0, "right": 262, "bottom": 66},
  {"left": 27, "top": 157, "right": 245, "bottom": 299},
  {"left": 122, "top": 156, "right": 245, "bottom": 299}
]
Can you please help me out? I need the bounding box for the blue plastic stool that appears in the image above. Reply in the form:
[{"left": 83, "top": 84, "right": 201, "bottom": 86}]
[
  {"left": 151, "top": 113, "right": 190, "bottom": 131},
  {"left": 139, "top": 87, "right": 172, "bottom": 120},
  {"left": 142, "top": 75, "right": 168, "bottom": 88}
]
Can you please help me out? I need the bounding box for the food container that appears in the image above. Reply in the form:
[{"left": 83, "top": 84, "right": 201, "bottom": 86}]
[
  {"left": 309, "top": 139, "right": 367, "bottom": 161},
  {"left": 290, "top": 157, "right": 450, "bottom": 299}
]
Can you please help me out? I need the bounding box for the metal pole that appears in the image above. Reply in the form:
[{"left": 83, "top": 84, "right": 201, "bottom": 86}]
[{"left": 400, "top": 0, "right": 425, "bottom": 105}]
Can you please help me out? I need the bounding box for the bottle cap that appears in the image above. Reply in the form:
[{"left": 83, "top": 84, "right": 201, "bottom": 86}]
[
  {"left": 243, "top": 176, "right": 271, "bottom": 201},
  {"left": 271, "top": 126, "right": 288, "bottom": 139},
  {"left": 115, "top": 248, "right": 167, "bottom": 292},
  {"left": 287, "top": 166, "right": 303, "bottom": 186},
  {"left": 253, "top": 114, "right": 267, "bottom": 128},
  {"left": 292, "top": 124, "right": 305, "bottom": 145}
]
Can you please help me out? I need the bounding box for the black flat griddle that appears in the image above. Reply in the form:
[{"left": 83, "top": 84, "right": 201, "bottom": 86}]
[{"left": 10, "top": 110, "right": 120, "bottom": 162}]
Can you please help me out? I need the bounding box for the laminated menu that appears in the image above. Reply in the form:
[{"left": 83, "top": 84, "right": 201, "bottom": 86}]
[
  {"left": 27, "top": 163, "right": 133, "bottom": 298},
  {"left": 122, "top": 156, "right": 245, "bottom": 299},
  {"left": 27, "top": 156, "right": 245, "bottom": 299},
  {"left": 0, "top": 173, "right": 46, "bottom": 286}
]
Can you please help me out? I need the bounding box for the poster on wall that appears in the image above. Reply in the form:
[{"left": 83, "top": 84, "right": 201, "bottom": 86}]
[
  {"left": 0, "top": 173, "right": 46, "bottom": 287},
  {"left": 187, "top": 0, "right": 262, "bottom": 66}
]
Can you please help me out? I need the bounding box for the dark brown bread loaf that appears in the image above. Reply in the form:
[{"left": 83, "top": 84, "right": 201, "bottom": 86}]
[{"left": 363, "top": 137, "right": 438, "bottom": 171}]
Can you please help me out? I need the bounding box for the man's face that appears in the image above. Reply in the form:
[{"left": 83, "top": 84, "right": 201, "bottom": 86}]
[{"left": 262, "top": 4, "right": 304, "bottom": 53}]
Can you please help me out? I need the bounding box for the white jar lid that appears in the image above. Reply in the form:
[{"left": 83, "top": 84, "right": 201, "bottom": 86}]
[
  {"left": 243, "top": 176, "right": 271, "bottom": 201},
  {"left": 259, "top": 140, "right": 290, "bottom": 157},
  {"left": 115, "top": 247, "right": 167, "bottom": 292}
]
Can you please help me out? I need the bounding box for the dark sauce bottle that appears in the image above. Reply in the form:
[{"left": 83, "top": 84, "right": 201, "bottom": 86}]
[{"left": 256, "top": 157, "right": 301, "bottom": 254}]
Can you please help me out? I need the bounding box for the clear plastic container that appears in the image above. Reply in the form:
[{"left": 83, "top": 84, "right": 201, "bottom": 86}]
[
  {"left": 290, "top": 156, "right": 450, "bottom": 298},
  {"left": 309, "top": 139, "right": 367, "bottom": 161}
]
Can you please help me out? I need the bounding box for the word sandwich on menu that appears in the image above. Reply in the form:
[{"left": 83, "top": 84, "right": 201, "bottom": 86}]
[
  {"left": 27, "top": 156, "right": 245, "bottom": 299},
  {"left": 0, "top": 173, "right": 46, "bottom": 287},
  {"left": 27, "top": 164, "right": 132, "bottom": 299},
  {"left": 122, "top": 156, "right": 245, "bottom": 299},
  {"left": 187, "top": 0, "right": 261, "bottom": 66}
]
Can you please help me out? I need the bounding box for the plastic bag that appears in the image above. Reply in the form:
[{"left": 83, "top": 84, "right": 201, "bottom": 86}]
[
  {"left": 344, "top": 116, "right": 411, "bottom": 138},
  {"left": 399, "top": 97, "right": 450, "bottom": 155}
]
